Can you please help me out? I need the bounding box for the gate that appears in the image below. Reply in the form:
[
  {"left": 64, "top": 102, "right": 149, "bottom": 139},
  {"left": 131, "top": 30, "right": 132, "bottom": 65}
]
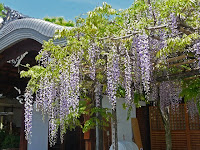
[{"left": 149, "top": 104, "right": 200, "bottom": 150}]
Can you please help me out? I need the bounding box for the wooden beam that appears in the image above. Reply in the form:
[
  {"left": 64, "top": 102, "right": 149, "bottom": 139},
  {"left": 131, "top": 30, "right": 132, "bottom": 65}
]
[
  {"left": 168, "top": 59, "right": 196, "bottom": 68},
  {"left": 156, "top": 68, "right": 199, "bottom": 82},
  {"left": 0, "top": 112, "right": 14, "bottom": 116},
  {"left": 167, "top": 54, "right": 187, "bottom": 63}
]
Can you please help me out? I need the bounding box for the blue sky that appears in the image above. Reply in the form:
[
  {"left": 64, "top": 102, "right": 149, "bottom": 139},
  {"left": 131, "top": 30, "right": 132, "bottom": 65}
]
[{"left": 1, "top": 0, "right": 133, "bottom": 21}]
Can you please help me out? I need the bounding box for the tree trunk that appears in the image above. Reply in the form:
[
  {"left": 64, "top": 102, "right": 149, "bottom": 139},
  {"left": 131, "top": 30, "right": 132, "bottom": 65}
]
[
  {"left": 157, "top": 85, "right": 172, "bottom": 150},
  {"left": 111, "top": 108, "right": 118, "bottom": 150},
  {"left": 160, "top": 107, "right": 172, "bottom": 150}
]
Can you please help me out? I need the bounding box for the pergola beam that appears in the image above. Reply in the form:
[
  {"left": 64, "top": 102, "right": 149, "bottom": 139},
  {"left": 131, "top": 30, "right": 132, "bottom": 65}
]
[
  {"left": 156, "top": 68, "right": 199, "bottom": 82},
  {"left": 0, "top": 112, "right": 14, "bottom": 116}
]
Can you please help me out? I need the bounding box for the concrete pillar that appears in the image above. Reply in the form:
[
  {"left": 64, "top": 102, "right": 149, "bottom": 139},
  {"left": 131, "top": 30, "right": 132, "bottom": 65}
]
[{"left": 28, "top": 107, "right": 48, "bottom": 150}]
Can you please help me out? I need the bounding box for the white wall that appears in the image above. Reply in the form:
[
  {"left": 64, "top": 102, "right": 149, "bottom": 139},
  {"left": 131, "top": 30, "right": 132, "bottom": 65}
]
[
  {"left": 28, "top": 106, "right": 48, "bottom": 150},
  {"left": 102, "top": 96, "right": 136, "bottom": 142}
]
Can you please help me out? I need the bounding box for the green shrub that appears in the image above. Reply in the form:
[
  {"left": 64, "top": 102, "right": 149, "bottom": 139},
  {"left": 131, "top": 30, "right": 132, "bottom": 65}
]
[
  {"left": 0, "top": 130, "right": 6, "bottom": 149},
  {"left": 1, "top": 134, "right": 20, "bottom": 149}
]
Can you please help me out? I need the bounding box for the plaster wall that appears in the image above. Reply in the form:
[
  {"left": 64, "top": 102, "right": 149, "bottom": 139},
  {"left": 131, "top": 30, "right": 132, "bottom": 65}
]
[
  {"left": 28, "top": 106, "right": 48, "bottom": 150},
  {"left": 102, "top": 96, "right": 136, "bottom": 142}
]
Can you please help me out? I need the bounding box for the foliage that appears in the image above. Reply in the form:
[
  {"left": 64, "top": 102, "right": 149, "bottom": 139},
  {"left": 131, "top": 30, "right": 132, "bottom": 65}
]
[
  {"left": 0, "top": 3, "right": 4, "bottom": 17},
  {"left": 1, "top": 134, "right": 20, "bottom": 149},
  {"left": 180, "top": 78, "right": 200, "bottom": 102},
  {"left": 43, "top": 17, "right": 75, "bottom": 27},
  {"left": 0, "top": 130, "right": 6, "bottom": 149},
  {"left": 180, "top": 78, "right": 200, "bottom": 113},
  {"left": 55, "top": 98, "right": 112, "bottom": 133},
  {"left": 20, "top": 0, "right": 200, "bottom": 147}
]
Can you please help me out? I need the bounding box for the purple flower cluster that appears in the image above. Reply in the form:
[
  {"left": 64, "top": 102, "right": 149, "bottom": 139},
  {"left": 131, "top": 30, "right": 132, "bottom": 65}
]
[
  {"left": 132, "top": 36, "right": 142, "bottom": 93},
  {"left": 135, "top": 34, "right": 151, "bottom": 99},
  {"left": 159, "top": 81, "right": 182, "bottom": 112},
  {"left": 124, "top": 48, "right": 132, "bottom": 106},
  {"left": 107, "top": 46, "right": 120, "bottom": 109},
  {"left": 26, "top": 53, "right": 80, "bottom": 146},
  {"left": 95, "top": 81, "right": 102, "bottom": 107},
  {"left": 186, "top": 99, "right": 199, "bottom": 120},
  {"left": 169, "top": 13, "right": 179, "bottom": 36},
  {"left": 88, "top": 44, "right": 96, "bottom": 80},
  {"left": 36, "top": 76, "right": 59, "bottom": 146},
  {"left": 38, "top": 50, "right": 50, "bottom": 67},
  {"left": 150, "top": 83, "right": 158, "bottom": 101},
  {"left": 193, "top": 41, "right": 200, "bottom": 71},
  {"left": 24, "top": 88, "right": 33, "bottom": 141},
  {"left": 59, "top": 54, "right": 80, "bottom": 142}
]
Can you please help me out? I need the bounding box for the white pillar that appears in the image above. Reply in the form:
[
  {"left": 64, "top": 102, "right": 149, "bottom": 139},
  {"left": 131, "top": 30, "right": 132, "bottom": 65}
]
[{"left": 28, "top": 107, "right": 48, "bottom": 150}]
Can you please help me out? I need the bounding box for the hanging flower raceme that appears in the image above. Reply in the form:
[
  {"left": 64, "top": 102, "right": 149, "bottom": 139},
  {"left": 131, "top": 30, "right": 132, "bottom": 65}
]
[
  {"left": 107, "top": 45, "right": 120, "bottom": 109},
  {"left": 138, "top": 34, "right": 152, "bottom": 99},
  {"left": 159, "top": 81, "right": 182, "bottom": 112},
  {"left": 47, "top": 80, "right": 59, "bottom": 146},
  {"left": 186, "top": 99, "right": 199, "bottom": 120},
  {"left": 124, "top": 48, "right": 132, "bottom": 106},
  {"left": 193, "top": 41, "right": 200, "bottom": 71},
  {"left": 59, "top": 67, "right": 70, "bottom": 142},
  {"left": 38, "top": 50, "right": 50, "bottom": 67},
  {"left": 24, "top": 88, "right": 33, "bottom": 141},
  {"left": 88, "top": 43, "right": 96, "bottom": 80},
  {"left": 35, "top": 75, "right": 60, "bottom": 146},
  {"left": 95, "top": 81, "right": 103, "bottom": 107},
  {"left": 169, "top": 13, "right": 179, "bottom": 36},
  {"left": 59, "top": 54, "right": 80, "bottom": 142},
  {"left": 149, "top": 82, "right": 158, "bottom": 102},
  {"left": 132, "top": 36, "right": 142, "bottom": 93},
  {"left": 69, "top": 54, "right": 80, "bottom": 110},
  {"left": 31, "top": 51, "right": 80, "bottom": 145},
  {"left": 49, "top": 117, "right": 58, "bottom": 147}
]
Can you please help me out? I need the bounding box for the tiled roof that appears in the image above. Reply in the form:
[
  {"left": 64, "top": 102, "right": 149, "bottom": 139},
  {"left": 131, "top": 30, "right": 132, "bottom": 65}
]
[{"left": 0, "top": 18, "right": 71, "bottom": 52}]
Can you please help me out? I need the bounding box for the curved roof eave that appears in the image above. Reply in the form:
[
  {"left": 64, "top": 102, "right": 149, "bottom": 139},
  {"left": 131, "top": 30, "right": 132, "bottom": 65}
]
[{"left": 0, "top": 18, "right": 71, "bottom": 53}]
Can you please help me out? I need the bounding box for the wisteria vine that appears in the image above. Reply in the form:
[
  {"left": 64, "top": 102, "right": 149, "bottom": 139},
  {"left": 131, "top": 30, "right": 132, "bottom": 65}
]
[{"left": 20, "top": 1, "right": 200, "bottom": 147}]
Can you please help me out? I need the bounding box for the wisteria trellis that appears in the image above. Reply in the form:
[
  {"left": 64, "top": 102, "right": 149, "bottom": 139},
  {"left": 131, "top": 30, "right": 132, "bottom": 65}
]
[{"left": 20, "top": 0, "right": 200, "bottom": 148}]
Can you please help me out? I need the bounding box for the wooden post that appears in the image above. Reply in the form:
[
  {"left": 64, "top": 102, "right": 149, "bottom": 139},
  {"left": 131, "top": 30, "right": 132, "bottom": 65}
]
[
  {"left": 84, "top": 119, "right": 91, "bottom": 150},
  {"left": 184, "top": 104, "right": 191, "bottom": 150},
  {"left": 131, "top": 118, "right": 143, "bottom": 149},
  {"left": 84, "top": 97, "right": 92, "bottom": 150}
]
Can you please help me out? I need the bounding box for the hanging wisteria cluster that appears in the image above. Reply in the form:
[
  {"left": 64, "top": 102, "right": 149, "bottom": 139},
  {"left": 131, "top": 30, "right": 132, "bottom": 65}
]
[
  {"left": 88, "top": 44, "right": 96, "bottom": 80},
  {"left": 186, "top": 99, "right": 199, "bottom": 120},
  {"left": 131, "top": 34, "right": 152, "bottom": 99},
  {"left": 159, "top": 81, "right": 182, "bottom": 112},
  {"left": 107, "top": 45, "right": 120, "bottom": 109},
  {"left": 193, "top": 41, "right": 200, "bottom": 71},
  {"left": 124, "top": 48, "right": 132, "bottom": 106},
  {"left": 131, "top": 36, "right": 142, "bottom": 93},
  {"left": 20, "top": 1, "right": 200, "bottom": 147},
  {"left": 24, "top": 88, "right": 33, "bottom": 141},
  {"left": 23, "top": 50, "right": 81, "bottom": 145},
  {"left": 95, "top": 81, "right": 103, "bottom": 107}
]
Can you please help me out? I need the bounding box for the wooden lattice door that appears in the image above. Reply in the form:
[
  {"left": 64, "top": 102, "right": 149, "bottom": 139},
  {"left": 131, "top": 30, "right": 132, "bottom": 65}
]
[{"left": 149, "top": 104, "right": 200, "bottom": 150}]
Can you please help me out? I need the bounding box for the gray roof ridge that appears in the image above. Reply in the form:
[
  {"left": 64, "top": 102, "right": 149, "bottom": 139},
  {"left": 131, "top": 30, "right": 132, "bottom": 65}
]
[{"left": 0, "top": 17, "right": 71, "bottom": 52}]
